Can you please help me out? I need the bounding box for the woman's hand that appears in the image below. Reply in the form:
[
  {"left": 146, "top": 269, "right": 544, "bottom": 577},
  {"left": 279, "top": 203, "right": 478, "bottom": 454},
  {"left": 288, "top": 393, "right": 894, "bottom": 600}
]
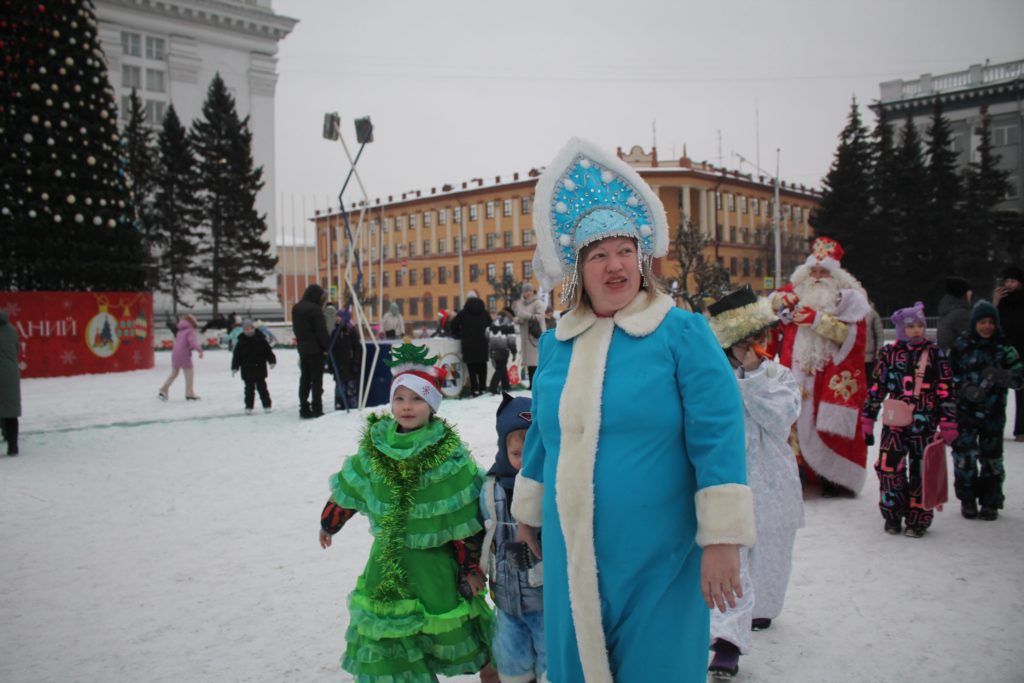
[
  {"left": 731, "top": 343, "right": 761, "bottom": 372},
  {"left": 701, "top": 543, "right": 742, "bottom": 612},
  {"left": 319, "top": 529, "right": 332, "bottom": 549},
  {"left": 515, "top": 523, "right": 542, "bottom": 560}
]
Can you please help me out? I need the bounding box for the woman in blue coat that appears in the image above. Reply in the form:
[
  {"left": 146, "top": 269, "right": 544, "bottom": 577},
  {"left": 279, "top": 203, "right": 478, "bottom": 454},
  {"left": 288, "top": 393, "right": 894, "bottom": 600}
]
[{"left": 510, "top": 138, "right": 755, "bottom": 682}]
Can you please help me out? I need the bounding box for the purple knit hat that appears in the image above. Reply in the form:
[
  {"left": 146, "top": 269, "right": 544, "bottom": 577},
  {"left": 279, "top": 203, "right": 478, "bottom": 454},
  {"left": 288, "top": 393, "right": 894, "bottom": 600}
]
[{"left": 891, "top": 301, "right": 926, "bottom": 341}]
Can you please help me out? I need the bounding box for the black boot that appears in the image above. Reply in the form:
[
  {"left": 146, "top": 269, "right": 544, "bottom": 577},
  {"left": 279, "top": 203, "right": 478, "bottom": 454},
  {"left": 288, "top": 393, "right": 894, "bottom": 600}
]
[
  {"left": 884, "top": 518, "right": 902, "bottom": 535},
  {"left": 961, "top": 500, "right": 978, "bottom": 519},
  {"left": 751, "top": 618, "right": 772, "bottom": 631},
  {"left": 979, "top": 507, "right": 999, "bottom": 521},
  {"left": 708, "top": 639, "right": 740, "bottom": 679}
]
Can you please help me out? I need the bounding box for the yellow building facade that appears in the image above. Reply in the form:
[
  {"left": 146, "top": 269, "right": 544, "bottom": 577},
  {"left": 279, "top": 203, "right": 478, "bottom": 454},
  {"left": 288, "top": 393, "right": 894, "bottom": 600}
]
[{"left": 312, "top": 145, "right": 821, "bottom": 325}]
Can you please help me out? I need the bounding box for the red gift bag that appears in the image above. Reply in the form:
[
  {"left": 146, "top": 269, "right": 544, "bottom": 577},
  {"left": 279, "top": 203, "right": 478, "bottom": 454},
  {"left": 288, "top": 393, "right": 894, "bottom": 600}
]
[
  {"left": 508, "top": 364, "right": 521, "bottom": 387},
  {"left": 921, "top": 435, "right": 948, "bottom": 511}
]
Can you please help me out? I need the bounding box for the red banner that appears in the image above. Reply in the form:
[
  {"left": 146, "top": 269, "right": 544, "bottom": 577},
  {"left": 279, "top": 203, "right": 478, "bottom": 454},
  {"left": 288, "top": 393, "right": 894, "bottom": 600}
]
[{"left": 0, "top": 292, "right": 154, "bottom": 378}]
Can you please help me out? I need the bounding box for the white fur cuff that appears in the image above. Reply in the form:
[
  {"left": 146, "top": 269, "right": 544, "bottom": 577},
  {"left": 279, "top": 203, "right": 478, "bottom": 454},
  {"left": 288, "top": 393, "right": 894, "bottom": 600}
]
[
  {"left": 695, "top": 484, "right": 756, "bottom": 547},
  {"left": 510, "top": 473, "right": 544, "bottom": 527}
]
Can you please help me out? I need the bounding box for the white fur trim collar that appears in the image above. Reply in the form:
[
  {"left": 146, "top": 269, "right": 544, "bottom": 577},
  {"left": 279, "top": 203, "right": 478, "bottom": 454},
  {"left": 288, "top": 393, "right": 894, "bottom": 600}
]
[{"left": 555, "top": 291, "right": 674, "bottom": 341}]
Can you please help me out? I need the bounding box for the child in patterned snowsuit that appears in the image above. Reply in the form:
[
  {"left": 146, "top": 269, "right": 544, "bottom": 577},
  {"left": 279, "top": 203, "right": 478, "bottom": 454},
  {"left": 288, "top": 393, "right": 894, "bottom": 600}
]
[
  {"left": 318, "top": 343, "right": 495, "bottom": 682},
  {"left": 480, "top": 394, "right": 545, "bottom": 683},
  {"left": 861, "top": 302, "right": 957, "bottom": 537},
  {"left": 948, "top": 300, "right": 1024, "bottom": 521}
]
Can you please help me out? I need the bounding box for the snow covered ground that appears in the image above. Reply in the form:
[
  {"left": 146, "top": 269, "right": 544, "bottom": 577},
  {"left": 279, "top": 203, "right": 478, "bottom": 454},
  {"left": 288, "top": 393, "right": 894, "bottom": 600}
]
[{"left": 1, "top": 350, "right": 1022, "bottom": 682}]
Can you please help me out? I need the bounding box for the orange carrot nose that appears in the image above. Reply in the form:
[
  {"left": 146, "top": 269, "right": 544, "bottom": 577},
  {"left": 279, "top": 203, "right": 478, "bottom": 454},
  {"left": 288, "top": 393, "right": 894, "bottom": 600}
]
[{"left": 751, "top": 341, "right": 772, "bottom": 359}]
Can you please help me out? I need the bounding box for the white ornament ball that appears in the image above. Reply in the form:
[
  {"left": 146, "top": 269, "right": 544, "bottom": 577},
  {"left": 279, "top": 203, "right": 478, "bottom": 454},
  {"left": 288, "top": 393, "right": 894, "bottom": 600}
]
[
  {"left": 67, "top": 195, "right": 76, "bottom": 204},
  {"left": 23, "top": 133, "right": 33, "bottom": 143},
  {"left": 75, "top": 214, "right": 84, "bottom": 223},
  {"left": 107, "top": 219, "right": 116, "bottom": 228},
  {"left": 65, "top": 57, "right": 75, "bottom": 67},
  {"left": 93, "top": 217, "right": 102, "bottom": 225},
  {"left": 30, "top": 83, "right": 40, "bottom": 91},
  {"left": 100, "top": 109, "right": 108, "bottom": 120},
  {"left": 41, "top": 192, "right": 48, "bottom": 200},
  {"left": 601, "top": 171, "right": 614, "bottom": 184},
  {"left": 29, "top": 210, "right": 37, "bottom": 218},
  {"left": 86, "top": 156, "right": 96, "bottom": 166},
  {"left": 54, "top": 215, "right": 62, "bottom": 223}
]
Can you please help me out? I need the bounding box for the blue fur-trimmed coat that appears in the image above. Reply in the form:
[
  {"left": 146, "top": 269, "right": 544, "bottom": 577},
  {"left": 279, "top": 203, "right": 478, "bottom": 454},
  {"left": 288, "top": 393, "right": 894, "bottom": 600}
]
[{"left": 510, "top": 291, "right": 754, "bottom": 683}]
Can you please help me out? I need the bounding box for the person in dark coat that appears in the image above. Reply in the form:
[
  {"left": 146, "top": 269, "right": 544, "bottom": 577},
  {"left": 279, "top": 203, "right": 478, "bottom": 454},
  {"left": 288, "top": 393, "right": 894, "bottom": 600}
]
[
  {"left": 201, "top": 313, "right": 228, "bottom": 333},
  {"left": 938, "top": 276, "right": 973, "bottom": 354},
  {"left": 450, "top": 296, "right": 493, "bottom": 397},
  {"left": 231, "top": 319, "right": 277, "bottom": 413},
  {"left": 487, "top": 309, "right": 517, "bottom": 394},
  {"left": 995, "top": 266, "right": 1024, "bottom": 440},
  {"left": 328, "top": 309, "right": 362, "bottom": 411},
  {"left": 0, "top": 311, "right": 21, "bottom": 456},
  {"left": 292, "top": 283, "right": 330, "bottom": 418}
]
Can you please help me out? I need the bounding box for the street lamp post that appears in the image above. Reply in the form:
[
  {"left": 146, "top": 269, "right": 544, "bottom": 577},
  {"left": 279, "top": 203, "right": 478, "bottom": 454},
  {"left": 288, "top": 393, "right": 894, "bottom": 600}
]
[{"left": 736, "top": 149, "right": 783, "bottom": 288}]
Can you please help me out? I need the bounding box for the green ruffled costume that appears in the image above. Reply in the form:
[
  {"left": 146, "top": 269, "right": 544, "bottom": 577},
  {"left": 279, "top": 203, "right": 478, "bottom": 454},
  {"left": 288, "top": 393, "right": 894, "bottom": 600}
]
[{"left": 329, "top": 414, "right": 494, "bottom": 682}]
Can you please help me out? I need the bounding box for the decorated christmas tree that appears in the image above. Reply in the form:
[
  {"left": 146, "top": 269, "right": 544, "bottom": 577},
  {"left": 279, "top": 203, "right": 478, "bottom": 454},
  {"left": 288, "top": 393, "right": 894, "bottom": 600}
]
[{"left": 0, "top": 0, "right": 146, "bottom": 291}]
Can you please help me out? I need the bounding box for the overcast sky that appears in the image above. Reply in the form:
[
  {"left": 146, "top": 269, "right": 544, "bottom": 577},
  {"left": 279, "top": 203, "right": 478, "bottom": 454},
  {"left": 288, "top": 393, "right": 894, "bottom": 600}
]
[{"left": 270, "top": 0, "right": 1024, "bottom": 218}]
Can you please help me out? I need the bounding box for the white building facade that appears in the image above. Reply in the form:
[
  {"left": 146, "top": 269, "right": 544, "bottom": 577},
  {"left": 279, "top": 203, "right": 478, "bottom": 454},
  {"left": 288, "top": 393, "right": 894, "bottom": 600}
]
[{"left": 95, "top": 0, "right": 297, "bottom": 318}]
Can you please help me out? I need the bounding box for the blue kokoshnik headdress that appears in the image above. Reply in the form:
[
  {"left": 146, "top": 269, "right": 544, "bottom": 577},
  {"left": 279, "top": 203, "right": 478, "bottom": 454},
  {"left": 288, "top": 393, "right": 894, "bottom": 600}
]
[{"left": 533, "top": 137, "right": 669, "bottom": 303}]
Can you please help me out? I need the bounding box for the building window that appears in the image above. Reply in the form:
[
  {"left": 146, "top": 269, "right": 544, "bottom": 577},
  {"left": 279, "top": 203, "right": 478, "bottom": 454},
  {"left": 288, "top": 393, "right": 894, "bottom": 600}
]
[
  {"left": 469, "top": 204, "right": 478, "bottom": 221},
  {"left": 423, "top": 211, "right": 432, "bottom": 226},
  {"left": 395, "top": 216, "right": 403, "bottom": 231},
  {"left": 383, "top": 271, "right": 390, "bottom": 287},
  {"left": 423, "top": 297, "right": 433, "bottom": 319},
  {"left": 438, "top": 268, "right": 447, "bottom": 284},
  {"left": 503, "top": 199, "right": 513, "bottom": 217},
  {"left": 504, "top": 261, "right": 514, "bottom": 277},
  {"left": 730, "top": 257, "right": 738, "bottom": 276},
  {"left": 382, "top": 245, "right": 389, "bottom": 259},
  {"left": 470, "top": 264, "right": 480, "bottom": 282},
  {"left": 122, "top": 64, "right": 141, "bottom": 89},
  {"left": 521, "top": 195, "right": 532, "bottom": 214},
  {"left": 522, "top": 230, "right": 534, "bottom": 246},
  {"left": 523, "top": 260, "right": 532, "bottom": 279},
  {"left": 145, "top": 36, "right": 165, "bottom": 60},
  {"left": 121, "top": 31, "right": 141, "bottom": 57},
  {"left": 409, "top": 214, "right": 418, "bottom": 228},
  {"left": 1006, "top": 175, "right": 1020, "bottom": 200},
  {"left": 486, "top": 201, "right": 495, "bottom": 219},
  {"left": 408, "top": 242, "right": 416, "bottom": 257},
  {"left": 486, "top": 233, "right": 497, "bottom": 249},
  {"left": 470, "top": 235, "right": 479, "bottom": 250},
  {"left": 729, "top": 227, "right": 737, "bottom": 243},
  {"left": 727, "top": 194, "right": 735, "bottom": 212},
  {"left": 422, "top": 240, "right": 431, "bottom": 255},
  {"left": 423, "top": 267, "right": 432, "bottom": 284},
  {"left": 993, "top": 124, "right": 1019, "bottom": 147},
  {"left": 144, "top": 100, "right": 166, "bottom": 123},
  {"left": 740, "top": 196, "right": 748, "bottom": 214},
  {"left": 410, "top": 298, "right": 419, "bottom": 316},
  {"left": 383, "top": 218, "right": 391, "bottom": 233},
  {"left": 715, "top": 192, "right": 722, "bottom": 209},
  {"left": 438, "top": 208, "right": 447, "bottom": 225},
  {"left": 453, "top": 207, "right": 462, "bottom": 224},
  {"left": 754, "top": 259, "right": 763, "bottom": 277},
  {"left": 146, "top": 69, "right": 165, "bottom": 93},
  {"left": 370, "top": 273, "right": 376, "bottom": 289},
  {"left": 395, "top": 270, "right": 403, "bottom": 286},
  {"left": 783, "top": 204, "right": 791, "bottom": 217},
  {"left": 409, "top": 269, "right": 418, "bottom": 286},
  {"left": 752, "top": 198, "right": 760, "bottom": 215},
  {"left": 487, "top": 295, "right": 497, "bottom": 313},
  {"left": 454, "top": 265, "right": 461, "bottom": 283},
  {"left": 438, "top": 238, "right": 446, "bottom": 254},
  {"left": 504, "top": 231, "right": 513, "bottom": 248},
  {"left": 454, "top": 296, "right": 461, "bottom": 311},
  {"left": 487, "top": 263, "right": 496, "bottom": 280},
  {"left": 795, "top": 206, "right": 803, "bottom": 222},
  {"left": 742, "top": 258, "right": 750, "bottom": 276},
  {"left": 438, "top": 296, "right": 448, "bottom": 311}
]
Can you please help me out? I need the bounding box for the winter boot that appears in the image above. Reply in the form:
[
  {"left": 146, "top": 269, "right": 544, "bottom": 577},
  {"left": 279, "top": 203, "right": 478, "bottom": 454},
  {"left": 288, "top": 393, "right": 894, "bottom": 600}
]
[
  {"left": 884, "top": 518, "right": 902, "bottom": 535},
  {"left": 979, "top": 507, "right": 999, "bottom": 521},
  {"left": 903, "top": 526, "right": 925, "bottom": 538},
  {"left": 751, "top": 618, "right": 772, "bottom": 631},
  {"left": 961, "top": 500, "right": 978, "bottom": 519},
  {"left": 708, "top": 639, "right": 740, "bottom": 679}
]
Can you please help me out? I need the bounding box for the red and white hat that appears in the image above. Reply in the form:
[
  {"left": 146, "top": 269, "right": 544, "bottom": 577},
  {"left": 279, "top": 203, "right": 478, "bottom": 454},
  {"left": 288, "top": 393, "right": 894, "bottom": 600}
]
[
  {"left": 804, "top": 236, "right": 844, "bottom": 271},
  {"left": 385, "top": 343, "right": 446, "bottom": 412}
]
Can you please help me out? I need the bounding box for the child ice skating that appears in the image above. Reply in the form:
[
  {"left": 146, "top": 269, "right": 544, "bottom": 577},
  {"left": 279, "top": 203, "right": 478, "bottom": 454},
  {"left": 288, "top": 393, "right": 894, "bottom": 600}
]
[
  {"left": 480, "top": 393, "right": 545, "bottom": 683},
  {"left": 706, "top": 286, "right": 804, "bottom": 679},
  {"left": 158, "top": 314, "right": 203, "bottom": 401},
  {"left": 861, "top": 302, "right": 957, "bottom": 537},
  {"left": 230, "top": 319, "right": 276, "bottom": 413},
  {"left": 318, "top": 342, "right": 495, "bottom": 682},
  {"left": 948, "top": 301, "right": 1023, "bottom": 520}
]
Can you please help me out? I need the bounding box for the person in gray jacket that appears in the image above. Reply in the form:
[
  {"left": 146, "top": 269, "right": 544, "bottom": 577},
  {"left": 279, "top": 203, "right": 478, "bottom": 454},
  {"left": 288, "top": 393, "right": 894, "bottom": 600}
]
[
  {"left": 0, "top": 311, "right": 21, "bottom": 456},
  {"left": 480, "top": 394, "right": 545, "bottom": 683},
  {"left": 937, "top": 276, "right": 973, "bottom": 353}
]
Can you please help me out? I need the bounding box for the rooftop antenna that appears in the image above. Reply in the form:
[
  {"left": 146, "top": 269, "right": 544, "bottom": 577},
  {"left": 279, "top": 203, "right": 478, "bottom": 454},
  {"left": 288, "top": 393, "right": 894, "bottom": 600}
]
[
  {"left": 756, "top": 98, "right": 761, "bottom": 174},
  {"left": 717, "top": 129, "right": 723, "bottom": 167},
  {"left": 652, "top": 119, "right": 657, "bottom": 151}
]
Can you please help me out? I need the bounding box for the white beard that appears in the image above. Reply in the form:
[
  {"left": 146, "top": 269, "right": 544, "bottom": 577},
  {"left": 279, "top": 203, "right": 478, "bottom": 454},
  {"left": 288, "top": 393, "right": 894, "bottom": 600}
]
[{"left": 792, "top": 277, "right": 840, "bottom": 374}]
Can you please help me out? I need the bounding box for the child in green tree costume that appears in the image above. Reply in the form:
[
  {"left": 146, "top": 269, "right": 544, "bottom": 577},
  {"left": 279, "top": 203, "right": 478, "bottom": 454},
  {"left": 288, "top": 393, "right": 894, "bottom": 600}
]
[{"left": 319, "top": 342, "right": 496, "bottom": 682}]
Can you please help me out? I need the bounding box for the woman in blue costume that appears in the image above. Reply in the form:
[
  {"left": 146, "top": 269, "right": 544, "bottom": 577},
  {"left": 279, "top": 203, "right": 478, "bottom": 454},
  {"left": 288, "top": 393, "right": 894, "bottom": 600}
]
[{"left": 510, "top": 138, "right": 756, "bottom": 683}]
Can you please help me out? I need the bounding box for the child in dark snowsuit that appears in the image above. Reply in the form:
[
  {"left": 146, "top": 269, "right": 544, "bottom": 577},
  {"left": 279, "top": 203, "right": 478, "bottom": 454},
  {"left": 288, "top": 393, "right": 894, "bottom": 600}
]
[
  {"left": 948, "top": 300, "right": 1023, "bottom": 520},
  {"left": 231, "top": 319, "right": 277, "bottom": 413},
  {"left": 480, "top": 393, "right": 545, "bottom": 683},
  {"left": 861, "top": 302, "right": 957, "bottom": 537}
]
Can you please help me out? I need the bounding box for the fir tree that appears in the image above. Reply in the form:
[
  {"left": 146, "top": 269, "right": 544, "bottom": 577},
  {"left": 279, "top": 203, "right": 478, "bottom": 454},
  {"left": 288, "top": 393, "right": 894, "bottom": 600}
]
[
  {"left": 890, "top": 115, "right": 931, "bottom": 305},
  {"left": 121, "top": 89, "right": 158, "bottom": 285},
  {"left": 924, "top": 98, "right": 963, "bottom": 286},
  {"left": 190, "top": 74, "right": 276, "bottom": 315},
  {"left": 809, "top": 98, "right": 874, "bottom": 294},
  {"left": 0, "top": 0, "right": 145, "bottom": 291},
  {"left": 867, "top": 109, "right": 901, "bottom": 312},
  {"left": 151, "top": 105, "right": 200, "bottom": 316},
  {"left": 670, "top": 218, "right": 712, "bottom": 296},
  {"left": 962, "top": 112, "right": 1014, "bottom": 275},
  {"left": 488, "top": 272, "right": 522, "bottom": 309}
]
